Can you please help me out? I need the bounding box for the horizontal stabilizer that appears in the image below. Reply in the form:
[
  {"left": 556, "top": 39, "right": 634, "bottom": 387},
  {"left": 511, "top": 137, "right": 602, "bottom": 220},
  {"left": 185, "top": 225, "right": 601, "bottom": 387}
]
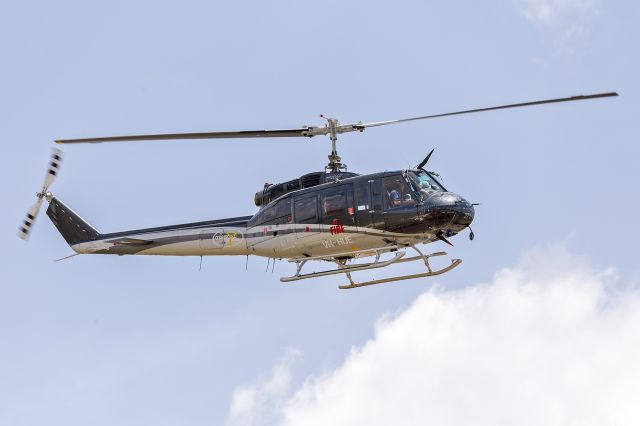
[{"left": 109, "top": 238, "right": 154, "bottom": 246}]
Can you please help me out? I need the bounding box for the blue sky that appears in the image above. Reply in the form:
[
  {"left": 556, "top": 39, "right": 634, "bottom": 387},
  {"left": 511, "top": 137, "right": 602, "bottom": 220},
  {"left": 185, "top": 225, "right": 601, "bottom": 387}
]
[{"left": 1, "top": 1, "right": 639, "bottom": 425}]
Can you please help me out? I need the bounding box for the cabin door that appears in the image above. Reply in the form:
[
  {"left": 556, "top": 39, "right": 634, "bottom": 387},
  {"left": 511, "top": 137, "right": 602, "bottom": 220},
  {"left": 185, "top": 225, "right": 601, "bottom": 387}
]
[
  {"left": 354, "top": 178, "right": 384, "bottom": 229},
  {"left": 294, "top": 194, "right": 320, "bottom": 240}
]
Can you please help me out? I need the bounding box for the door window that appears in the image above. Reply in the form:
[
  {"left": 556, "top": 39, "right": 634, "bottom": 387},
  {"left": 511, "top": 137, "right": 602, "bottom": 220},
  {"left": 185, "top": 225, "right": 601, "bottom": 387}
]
[
  {"left": 294, "top": 196, "right": 318, "bottom": 224},
  {"left": 354, "top": 180, "right": 370, "bottom": 212},
  {"left": 323, "top": 191, "right": 346, "bottom": 216},
  {"left": 249, "top": 197, "right": 291, "bottom": 226},
  {"left": 321, "top": 186, "right": 355, "bottom": 226}
]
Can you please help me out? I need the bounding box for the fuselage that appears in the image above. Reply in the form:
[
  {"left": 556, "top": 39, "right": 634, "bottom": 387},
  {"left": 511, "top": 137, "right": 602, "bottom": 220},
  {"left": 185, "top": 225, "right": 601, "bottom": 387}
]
[{"left": 63, "top": 170, "right": 474, "bottom": 259}]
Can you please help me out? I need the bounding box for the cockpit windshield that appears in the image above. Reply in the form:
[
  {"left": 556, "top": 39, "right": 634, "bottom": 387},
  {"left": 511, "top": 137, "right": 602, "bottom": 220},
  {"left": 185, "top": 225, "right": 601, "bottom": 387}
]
[{"left": 407, "top": 170, "right": 446, "bottom": 194}]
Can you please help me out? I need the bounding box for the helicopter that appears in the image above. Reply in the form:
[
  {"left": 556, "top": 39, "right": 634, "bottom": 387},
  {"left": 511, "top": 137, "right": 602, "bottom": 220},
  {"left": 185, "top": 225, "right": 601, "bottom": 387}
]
[{"left": 18, "top": 92, "right": 617, "bottom": 289}]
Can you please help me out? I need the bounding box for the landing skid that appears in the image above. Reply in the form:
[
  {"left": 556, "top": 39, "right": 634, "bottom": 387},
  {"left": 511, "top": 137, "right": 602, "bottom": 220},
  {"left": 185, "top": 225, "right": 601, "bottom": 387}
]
[
  {"left": 339, "top": 258, "right": 461, "bottom": 289},
  {"left": 280, "top": 246, "right": 462, "bottom": 289}
]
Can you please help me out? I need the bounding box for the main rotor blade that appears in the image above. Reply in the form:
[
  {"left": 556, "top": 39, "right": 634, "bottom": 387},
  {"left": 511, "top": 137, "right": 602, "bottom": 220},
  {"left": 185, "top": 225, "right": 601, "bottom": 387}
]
[
  {"left": 55, "top": 128, "right": 317, "bottom": 144},
  {"left": 55, "top": 92, "right": 618, "bottom": 144},
  {"left": 359, "top": 92, "right": 619, "bottom": 129}
]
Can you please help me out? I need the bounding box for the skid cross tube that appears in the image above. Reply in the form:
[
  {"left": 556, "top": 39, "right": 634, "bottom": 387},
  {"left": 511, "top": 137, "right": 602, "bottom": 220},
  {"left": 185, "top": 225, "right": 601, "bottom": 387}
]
[
  {"left": 287, "top": 245, "right": 399, "bottom": 263},
  {"left": 280, "top": 252, "right": 406, "bottom": 282}
]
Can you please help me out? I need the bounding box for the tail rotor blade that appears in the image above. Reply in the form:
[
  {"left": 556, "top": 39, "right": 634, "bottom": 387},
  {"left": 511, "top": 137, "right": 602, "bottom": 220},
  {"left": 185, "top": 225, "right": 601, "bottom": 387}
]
[
  {"left": 19, "top": 147, "right": 63, "bottom": 241},
  {"left": 18, "top": 198, "right": 44, "bottom": 240},
  {"left": 42, "top": 148, "right": 63, "bottom": 190}
]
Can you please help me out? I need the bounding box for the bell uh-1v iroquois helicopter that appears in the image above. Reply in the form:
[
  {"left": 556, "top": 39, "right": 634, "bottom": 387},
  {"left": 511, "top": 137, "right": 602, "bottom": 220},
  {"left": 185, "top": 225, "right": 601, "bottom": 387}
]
[{"left": 19, "top": 92, "right": 617, "bottom": 289}]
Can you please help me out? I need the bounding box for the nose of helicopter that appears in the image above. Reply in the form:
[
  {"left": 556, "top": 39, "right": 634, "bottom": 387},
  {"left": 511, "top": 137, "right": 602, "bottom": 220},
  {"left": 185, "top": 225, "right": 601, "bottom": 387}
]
[{"left": 422, "top": 192, "right": 475, "bottom": 233}]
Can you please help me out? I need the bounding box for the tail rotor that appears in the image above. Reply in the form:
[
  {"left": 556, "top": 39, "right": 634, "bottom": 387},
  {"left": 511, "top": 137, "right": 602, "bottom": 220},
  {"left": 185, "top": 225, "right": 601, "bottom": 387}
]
[{"left": 18, "top": 148, "right": 63, "bottom": 240}]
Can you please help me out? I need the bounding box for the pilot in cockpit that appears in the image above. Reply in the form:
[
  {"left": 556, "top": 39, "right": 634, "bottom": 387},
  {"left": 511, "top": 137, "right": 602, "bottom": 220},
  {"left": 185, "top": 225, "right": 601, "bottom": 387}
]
[{"left": 388, "top": 188, "right": 402, "bottom": 207}]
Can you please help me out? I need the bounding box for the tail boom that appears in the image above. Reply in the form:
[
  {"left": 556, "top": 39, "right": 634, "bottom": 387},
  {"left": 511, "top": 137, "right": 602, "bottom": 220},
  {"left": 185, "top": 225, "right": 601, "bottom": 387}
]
[{"left": 47, "top": 197, "right": 252, "bottom": 256}]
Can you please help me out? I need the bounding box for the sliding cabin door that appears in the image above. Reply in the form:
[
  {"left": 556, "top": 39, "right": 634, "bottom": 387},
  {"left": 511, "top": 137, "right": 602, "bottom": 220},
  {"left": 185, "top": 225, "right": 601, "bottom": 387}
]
[
  {"left": 319, "top": 184, "right": 355, "bottom": 230},
  {"left": 294, "top": 194, "right": 320, "bottom": 240}
]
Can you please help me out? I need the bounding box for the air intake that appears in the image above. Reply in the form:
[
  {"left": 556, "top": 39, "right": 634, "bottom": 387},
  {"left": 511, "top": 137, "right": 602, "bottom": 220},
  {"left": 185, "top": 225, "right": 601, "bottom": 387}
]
[{"left": 300, "top": 172, "right": 323, "bottom": 188}]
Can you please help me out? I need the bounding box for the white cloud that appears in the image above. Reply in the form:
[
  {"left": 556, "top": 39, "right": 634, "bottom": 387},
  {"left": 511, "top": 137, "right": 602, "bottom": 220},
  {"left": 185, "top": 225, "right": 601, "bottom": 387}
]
[
  {"left": 515, "top": 0, "right": 600, "bottom": 40},
  {"left": 227, "top": 348, "right": 301, "bottom": 426},
  {"left": 230, "top": 246, "right": 640, "bottom": 426}
]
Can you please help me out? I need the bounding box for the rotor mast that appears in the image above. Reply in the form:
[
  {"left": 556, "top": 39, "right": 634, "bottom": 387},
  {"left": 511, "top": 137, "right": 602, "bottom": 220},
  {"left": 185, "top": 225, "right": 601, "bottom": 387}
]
[{"left": 321, "top": 115, "right": 347, "bottom": 173}]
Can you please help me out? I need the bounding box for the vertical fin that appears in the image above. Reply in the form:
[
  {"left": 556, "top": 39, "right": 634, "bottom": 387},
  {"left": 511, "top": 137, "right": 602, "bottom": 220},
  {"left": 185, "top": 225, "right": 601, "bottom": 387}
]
[{"left": 46, "top": 197, "right": 101, "bottom": 246}]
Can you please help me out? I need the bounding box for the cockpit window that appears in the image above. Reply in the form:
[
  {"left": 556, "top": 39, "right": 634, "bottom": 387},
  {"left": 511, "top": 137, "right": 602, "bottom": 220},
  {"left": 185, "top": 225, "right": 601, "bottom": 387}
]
[
  {"left": 383, "top": 175, "right": 417, "bottom": 209},
  {"left": 407, "top": 170, "right": 446, "bottom": 193}
]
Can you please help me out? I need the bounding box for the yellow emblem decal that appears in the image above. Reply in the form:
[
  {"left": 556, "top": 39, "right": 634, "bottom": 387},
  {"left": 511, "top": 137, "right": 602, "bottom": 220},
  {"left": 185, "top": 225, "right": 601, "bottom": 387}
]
[{"left": 225, "top": 231, "right": 238, "bottom": 245}]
